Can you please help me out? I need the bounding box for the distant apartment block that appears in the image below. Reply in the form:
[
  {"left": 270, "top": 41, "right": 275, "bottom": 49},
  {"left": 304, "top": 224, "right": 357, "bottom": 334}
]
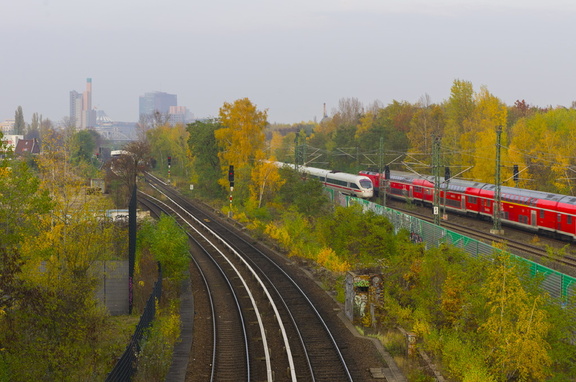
[
  {"left": 139, "top": 91, "right": 177, "bottom": 119},
  {"left": 70, "top": 78, "right": 96, "bottom": 129},
  {"left": 168, "top": 106, "right": 193, "bottom": 125},
  {"left": 0, "top": 119, "right": 15, "bottom": 134}
]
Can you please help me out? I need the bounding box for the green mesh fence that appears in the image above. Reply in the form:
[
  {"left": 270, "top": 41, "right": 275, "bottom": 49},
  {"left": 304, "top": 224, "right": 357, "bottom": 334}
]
[{"left": 340, "top": 195, "right": 576, "bottom": 303}]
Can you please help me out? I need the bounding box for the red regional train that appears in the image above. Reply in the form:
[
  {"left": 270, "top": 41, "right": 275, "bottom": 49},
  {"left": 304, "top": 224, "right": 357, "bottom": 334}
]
[{"left": 360, "top": 170, "right": 576, "bottom": 240}]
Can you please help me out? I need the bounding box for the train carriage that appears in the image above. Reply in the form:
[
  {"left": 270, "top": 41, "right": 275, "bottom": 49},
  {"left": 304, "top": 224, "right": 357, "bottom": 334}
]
[{"left": 366, "top": 168, "right": 576, "bottom": 240}]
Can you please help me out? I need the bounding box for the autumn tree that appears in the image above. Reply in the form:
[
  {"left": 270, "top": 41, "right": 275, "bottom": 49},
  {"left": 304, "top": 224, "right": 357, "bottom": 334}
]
[
  {"left": 1, "top": 132, "right": 124, "bottom": 380},
  {"left": 442, "top": 79, "right": 475, "bottom": 167},
  {"left": 508, "top": 108, "right": 576, "bottom": 193},
  {"left": 249, "top": 160, "right": 285, "bottom": 208},
  {"left": 407, "top": 95, "right": 444, "bottom": 165},
  {"left": 479, "top": 254, "right": 552, "bottom": 381},
  {"left": 465, "top": 86, "right": 509, "bottom": 183},
  {"left": 214, "top": 98, "right": 268, "bottom": 201},
  {"left": 146, "top": 122, "right": 190, "bottom": 178}
]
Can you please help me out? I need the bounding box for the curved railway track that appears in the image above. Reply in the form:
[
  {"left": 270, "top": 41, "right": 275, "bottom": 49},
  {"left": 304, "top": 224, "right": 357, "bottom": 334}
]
[
  {"left": 139, "top": 173, "right": 360, "bottom": 381},
  {"left": 138, "top": 194, "right": 252, "bottom": 381}
]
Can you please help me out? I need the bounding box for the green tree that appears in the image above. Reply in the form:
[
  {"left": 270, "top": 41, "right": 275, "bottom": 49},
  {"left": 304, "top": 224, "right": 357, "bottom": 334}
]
[
  {"left": 146, "top": 123, "right": 190, "bottom": 178},
  {"left": 14, "top": 106, "right": 25, "bottom": 135},
  {"left": 27, "top": 112, "right": 40, "bottom": 140},
  {"left": 276, "top": 166, "right": 330, "bottom": 216},
  {"left": 70, "top": 129, "right": 98, "bottom": 164},
  {"left": 187, "top": 119, "right": 223, "bottom": 195},
  {"left": 139, "top": 214, "right": 190, "bottom": 283},
  {"left": 317, "top": 205, "right": 396, "bottom": 264}
]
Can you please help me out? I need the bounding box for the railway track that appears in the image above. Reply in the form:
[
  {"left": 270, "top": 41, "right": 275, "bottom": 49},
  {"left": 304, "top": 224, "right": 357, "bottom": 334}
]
[
  {"left": 383, "top": 199, "right": 576, "bottom": 274},
  {"left": 139, "top": 173, "right": 363, "bottom": 381}
]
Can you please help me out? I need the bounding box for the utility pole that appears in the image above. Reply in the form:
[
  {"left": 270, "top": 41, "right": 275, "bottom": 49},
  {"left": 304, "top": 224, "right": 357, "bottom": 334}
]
[
  {"left": 433, "top": 136, "right": 441, "bottom": 226},
  {"left": 379, "top": 137, "right": 386, "bottom": 206},
  {"left": 491, "top": 126, "right": 504, "bottom": 235},
  {"left": 228, "top": 165, "right": 234, "bottom": 218},
  {"left": 294, "top": 134, "right": 299, "bottom": 170}
]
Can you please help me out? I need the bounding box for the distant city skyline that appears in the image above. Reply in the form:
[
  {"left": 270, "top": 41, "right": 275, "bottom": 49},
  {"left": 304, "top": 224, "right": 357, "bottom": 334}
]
[{"left": 1, "top": 0, "right": 575, "bottom": 126}]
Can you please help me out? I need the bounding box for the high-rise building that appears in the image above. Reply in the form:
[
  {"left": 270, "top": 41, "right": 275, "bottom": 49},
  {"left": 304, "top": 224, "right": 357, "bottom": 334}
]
[
  {"left": 70, "top": 90, "right": 83, "bottom": 127},
  {"left": 69, "top": 78, "right": 96, "bottom": 129},
  {"left": 139, "top": 91, "right": 177, "bottom": 119}
]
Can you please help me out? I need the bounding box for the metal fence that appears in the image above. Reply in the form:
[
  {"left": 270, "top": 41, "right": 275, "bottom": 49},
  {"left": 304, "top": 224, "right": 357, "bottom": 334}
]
[
  {"left": 335, "top": 193, "right": 576, "bottom": 303},
  {"left": 106, "top": 263, "right": 163, "bottom": 382}
]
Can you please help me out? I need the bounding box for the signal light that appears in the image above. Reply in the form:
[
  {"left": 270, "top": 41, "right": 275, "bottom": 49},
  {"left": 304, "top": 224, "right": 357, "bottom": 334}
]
[
  {"left": 445, "top": 166, "right": 451, "bottom": 181},
  {"left": 167, "top": 156, "right": 171, "bottom": 166},
  {"left": 228, "top": 165, "right": 234, "bottom": 187},
  {"left": 513, "top": 164, "right": 519, "bottom": 183},
  {"left": 384, "top": 165, "right": 390, "bottom": 180}
]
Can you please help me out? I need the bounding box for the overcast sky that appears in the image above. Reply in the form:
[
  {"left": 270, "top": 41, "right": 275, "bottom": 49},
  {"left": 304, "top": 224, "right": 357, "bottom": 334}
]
[{"left": 1, "top": 0, "right": 575, "bottom": 125}]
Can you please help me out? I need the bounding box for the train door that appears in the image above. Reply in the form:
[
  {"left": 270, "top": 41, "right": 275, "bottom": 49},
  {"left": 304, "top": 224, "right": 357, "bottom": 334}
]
[{"left": 531, "top": 210, "right": 537, "bottom": 227}]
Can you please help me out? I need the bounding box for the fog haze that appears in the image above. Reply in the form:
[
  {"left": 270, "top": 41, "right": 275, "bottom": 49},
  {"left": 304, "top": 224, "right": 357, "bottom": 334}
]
[{"left": 1, "top": 0, "right": 575, "bottom": 125}]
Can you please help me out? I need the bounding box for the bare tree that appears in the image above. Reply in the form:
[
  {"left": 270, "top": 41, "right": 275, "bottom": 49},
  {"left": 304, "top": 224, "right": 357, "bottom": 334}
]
[
  {"left": 333, "top": 97, "right": 364, "bottom": 126},
  {"left": 104, "top": 140, "right": 152, "bottom": 205}
]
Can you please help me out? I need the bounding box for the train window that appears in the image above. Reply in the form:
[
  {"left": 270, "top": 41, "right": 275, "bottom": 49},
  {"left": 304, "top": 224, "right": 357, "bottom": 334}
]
[
  {"left": 539, "top": 210, "right": 545, "bottom": 219},
  {"left": 447, "top": 199, "right": 461, "bottom": 208},
  {"left": 468, "top": 196, "right": 477, "bottom": 204},
  {"left": 558, "top": 214, "right": 561, "bottom": 222},
  {"left": 414, "top": 186, "right": 422, "bottom": 193},
  {"left": 349, "top": 183, "right": 359, "bottom": 190},
  {"left": 359, "top": 179, "right": 372, "bottom": 189},
  {"left": 568, "top": 216, "right": 573, "bottom": 225}
]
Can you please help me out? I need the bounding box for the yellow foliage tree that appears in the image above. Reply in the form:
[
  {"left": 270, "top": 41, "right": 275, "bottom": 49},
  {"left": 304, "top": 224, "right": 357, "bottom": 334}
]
[
  {"left": 466, "top": 87, "right": 509, "bottom": 183},
  {"left": 479, "top": 254, "right": 552, "bottom": 381},
  {"left": 249, "top": 159, "right": 285, "bottom": 208},
  {"left": 215, "top": 98, "right": 268, "bottom": 189},
  {"left": 442, "top": 79, "right": 475, "bottom": 167}
]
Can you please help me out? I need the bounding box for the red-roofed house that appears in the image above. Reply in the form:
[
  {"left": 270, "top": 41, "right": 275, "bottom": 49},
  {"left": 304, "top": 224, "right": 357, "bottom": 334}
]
[{"left": 14, "top": 138, "right": 40, "bottom": 156}]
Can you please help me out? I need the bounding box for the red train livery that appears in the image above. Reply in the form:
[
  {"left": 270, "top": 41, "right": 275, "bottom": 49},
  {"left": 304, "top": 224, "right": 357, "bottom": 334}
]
[{"left": 360, "top": 170, "right": 576, "bottom": 240}]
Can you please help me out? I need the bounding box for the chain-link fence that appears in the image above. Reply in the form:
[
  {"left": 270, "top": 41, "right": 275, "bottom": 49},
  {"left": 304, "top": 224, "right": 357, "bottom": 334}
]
[{"left": 337, "top": 194, "right": 576, "bottom": 303}]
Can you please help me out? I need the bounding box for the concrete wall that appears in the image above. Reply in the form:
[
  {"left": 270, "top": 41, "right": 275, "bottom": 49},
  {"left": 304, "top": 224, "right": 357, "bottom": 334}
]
[{"left": 93, "top": 261, "right": 129, "bottom": 316}]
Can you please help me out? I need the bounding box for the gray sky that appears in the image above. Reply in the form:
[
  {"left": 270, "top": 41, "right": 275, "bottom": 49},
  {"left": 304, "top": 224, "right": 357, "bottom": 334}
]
[{"left": 1, "top": 0, "right": 575, "bottom": 125}]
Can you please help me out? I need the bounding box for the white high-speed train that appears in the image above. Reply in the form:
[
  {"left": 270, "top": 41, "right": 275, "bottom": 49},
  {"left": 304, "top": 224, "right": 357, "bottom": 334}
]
[{"left": 274, "top": 162, "right": 374, "bottom": 199}]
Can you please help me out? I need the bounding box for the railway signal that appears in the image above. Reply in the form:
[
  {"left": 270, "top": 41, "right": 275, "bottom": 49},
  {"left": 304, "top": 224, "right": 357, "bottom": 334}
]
[
  {"left": 228, "top": 165, "right": 234, "bottom": 188},
  {"left": 167, "top": 156, "right": 171, "bottom": 180}
]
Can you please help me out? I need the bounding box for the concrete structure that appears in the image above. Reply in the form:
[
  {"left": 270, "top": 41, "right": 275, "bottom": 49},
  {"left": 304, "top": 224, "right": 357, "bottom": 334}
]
[
  {"left": 93, "top": 261, "right": 129, "bottom": 316},
  {"left": 139, "top": 91, "right": 177, "bottom": 119}
]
